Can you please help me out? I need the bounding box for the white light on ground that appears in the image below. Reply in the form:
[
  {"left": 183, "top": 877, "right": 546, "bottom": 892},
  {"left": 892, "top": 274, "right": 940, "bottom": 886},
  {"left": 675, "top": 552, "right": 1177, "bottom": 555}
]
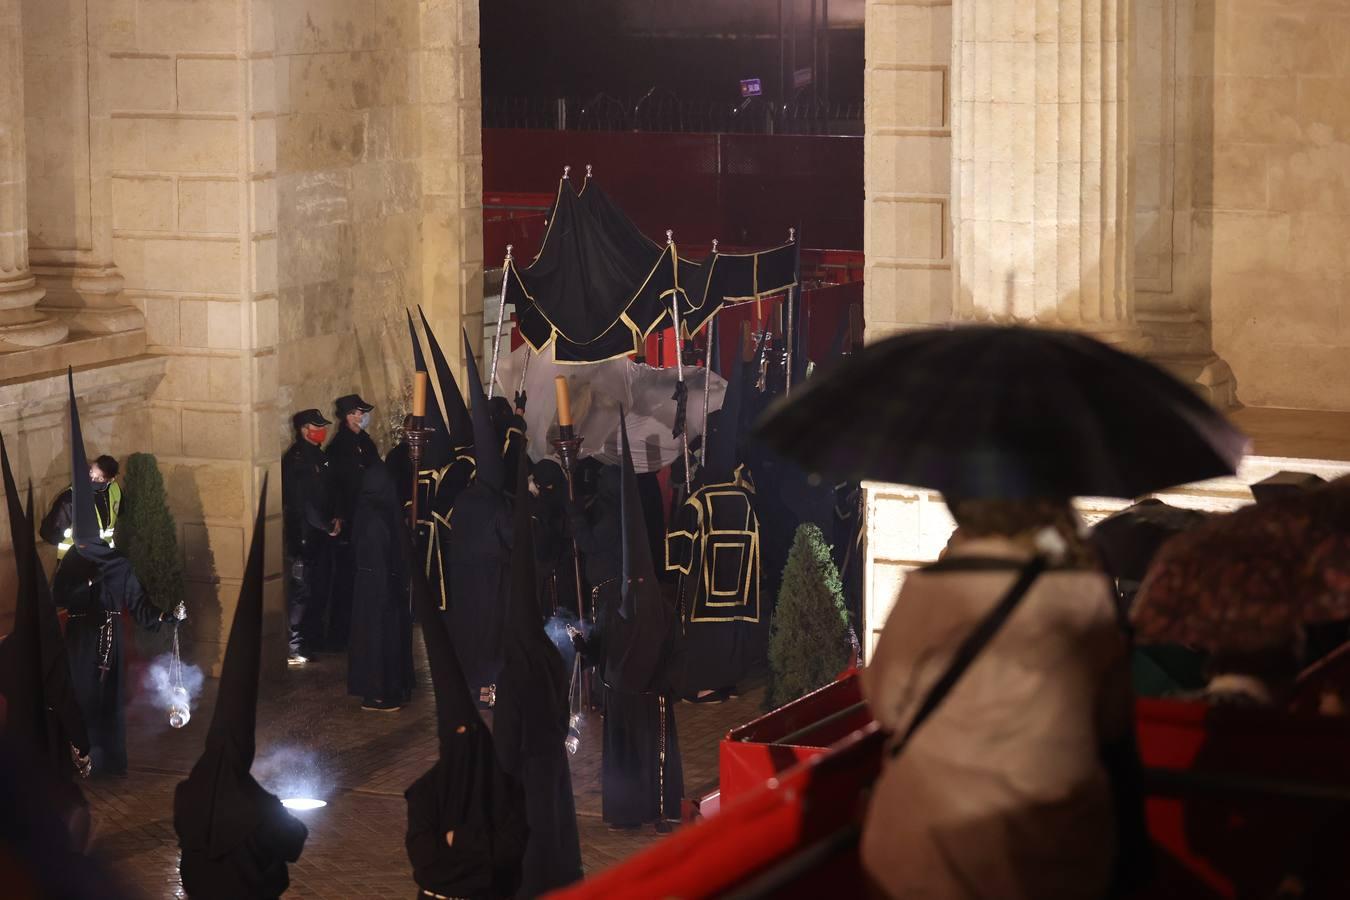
[{"left": 281, "top": 798, "right": 327, "bottom": 811}]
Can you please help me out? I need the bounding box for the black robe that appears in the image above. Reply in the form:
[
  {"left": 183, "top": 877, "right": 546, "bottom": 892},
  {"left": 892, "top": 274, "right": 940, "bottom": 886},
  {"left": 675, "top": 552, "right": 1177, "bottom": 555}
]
[
  {"left": 582, "top": 582, "right": 683, "bottom": 827},
  {"left": 493, "top": 471, "right": 583, "bottom": 897},
  {"left": 531, "top": 461, "right": 578, "bottom": 618},
  {"left": 386, "top": 441, "right": 468, "bottom": 615},
  {"left": 568, "top": 468, "right": 622, "bottom": 620},
  {"left": 448, "top": 481, "right": 513, "bottom": 702},
  {"left": 666, "top": 475, "right": 764, "bottom": 695},
  {"left": 52, "top": 547, "right": 162, "bottom": 775},
  {"left": 346, "top": 464, "right": 414, "bottom": 704},
  {"left": 325, "top": 427, "right": 379, "bottom": 649},
  {"left": 405, "top": 515, "right": 527, "bottom": 900},
  {"left": 429, "top": 452, "right": 476, "bottom": 611},
  {"left": 177, "top": 787, "right": 308, "bottom": 900}
]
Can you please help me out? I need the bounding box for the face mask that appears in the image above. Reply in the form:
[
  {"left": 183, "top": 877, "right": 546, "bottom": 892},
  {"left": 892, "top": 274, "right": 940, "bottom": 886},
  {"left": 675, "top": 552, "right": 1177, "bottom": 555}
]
[
  {"left": 307, "top": 427, "right": 327, "bottom": 445},
  {"left": 358, "top": 412, "right": 371, "bottom": 431},
  {"left": 93, "top": 481, "right": 110, "bottom": 493}
]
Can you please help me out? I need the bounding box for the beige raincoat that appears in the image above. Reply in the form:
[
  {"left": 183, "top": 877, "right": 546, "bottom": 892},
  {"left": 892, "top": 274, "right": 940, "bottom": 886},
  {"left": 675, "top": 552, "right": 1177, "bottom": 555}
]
[{"left": 860, "top": 537, "right": 1132, "bottom": 899}]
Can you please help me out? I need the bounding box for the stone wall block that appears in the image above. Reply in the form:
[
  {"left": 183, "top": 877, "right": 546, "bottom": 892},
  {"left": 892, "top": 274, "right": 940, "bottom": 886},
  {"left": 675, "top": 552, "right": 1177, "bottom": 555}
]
[
  {"left": 140, "top": 238, "right": 241, "bottom": 293},
  {"left": 136, "top": 0, "right": 239, "bottom": 53},
  {"left": 150, "top": 404, "right": 182, "bottom": 456},
  {"left": 160, "top": 355, "right": 214, "bottom": 402},
  {"left": 252, "top": 235, "right": 277, "bottom": 294},
  {"left": 107, "top": 55, "right": 175, "bottom": 110},
  {"left": 206, "top": 299, "right": 243, "bottom": 349},
  {"left": 181, "top": 407, "right": 244, "bottom": 459},
  {"left": 111, "top": 175, "right": 175, "bottom": 230},
  {"left": 179, "top": 298, "right": 209, "bottom": 346},
  {"left": 183, "top": 521, "right": 244, "bottom": 579},
  {"left": 177, "top": 58, "right": 242, "bottom": 112},
  {"left": 179, "top": 177, "right": 241, "bottom": 233},
  {"left": 144, "top": 119, "right": 239, "bottom": 172}
]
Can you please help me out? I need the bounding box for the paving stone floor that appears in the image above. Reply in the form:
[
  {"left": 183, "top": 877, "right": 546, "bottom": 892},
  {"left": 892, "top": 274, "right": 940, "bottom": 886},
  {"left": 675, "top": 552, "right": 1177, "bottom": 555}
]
[{"left": 86, "top": 636, "right": 767, "bottom": 898}]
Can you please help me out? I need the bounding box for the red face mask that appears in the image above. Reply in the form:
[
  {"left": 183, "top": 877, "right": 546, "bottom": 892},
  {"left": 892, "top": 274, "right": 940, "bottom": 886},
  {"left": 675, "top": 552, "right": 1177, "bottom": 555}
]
[{"left": 307, "top": 427, "right": 327, "bottom": 445}]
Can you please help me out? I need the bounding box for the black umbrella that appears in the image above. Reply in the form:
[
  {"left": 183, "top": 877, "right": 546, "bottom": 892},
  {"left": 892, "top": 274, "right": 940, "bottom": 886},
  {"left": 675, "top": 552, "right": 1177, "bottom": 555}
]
[
  {"left": 1090, "top": 499, "right": 1210, "bottom": 604},
  {"left": 754, "top": 325, "right": 1247, "bottom": 499}
]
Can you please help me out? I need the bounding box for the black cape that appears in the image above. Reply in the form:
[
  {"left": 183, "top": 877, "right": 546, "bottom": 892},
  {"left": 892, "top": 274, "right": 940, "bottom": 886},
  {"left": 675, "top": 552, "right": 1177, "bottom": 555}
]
[
  {"left": 347, "top": 462, "right": 414, "bottom": 704},
  {"left": 581, "top": 414, "right": 683, "bottom": 826},
  {"left": 0, "top": 435, "right": 89, "bottom": 817},
  {"left": 404, "top": 524, "right": 526, "bottom": 898},
  {"left": 174, "top": 479, "right": 309, "bottom": 899},
  {"left": 448, "top": 331, "right": 513, "bottom": 701},
  {"left": 493, "top": 455, "right": 583, "bottom": 896},
  {"left": 569, "top": 466, "right": 622, "bottom": 619}
]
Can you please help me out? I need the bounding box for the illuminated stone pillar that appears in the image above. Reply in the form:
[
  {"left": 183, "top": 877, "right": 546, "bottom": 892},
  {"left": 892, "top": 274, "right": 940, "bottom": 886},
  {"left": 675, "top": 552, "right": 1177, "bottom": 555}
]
[
  {"left": 0, "top": 0, "right": 67, "bottom": 352},
  {"left": 952, "top": 0, "right": 1144, "bottom": 349}
]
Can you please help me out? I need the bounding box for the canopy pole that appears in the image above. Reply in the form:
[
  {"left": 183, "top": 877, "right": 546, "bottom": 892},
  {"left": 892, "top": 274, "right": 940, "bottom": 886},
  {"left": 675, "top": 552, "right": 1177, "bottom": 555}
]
[
  {"left": 701, "top": 242, "right": 718, "bottom": 471},
  {"left": 488, "top": 244, "right": 514, "bottom": 399},
  {"left": 515, "top": 344, "right": 532, "bottom": 411},
  {"left": 668, "top": 230, "right": 692, "bottom": 495},
  {"left": 785, "top": 227, "right": 797, "bottom": 395}
]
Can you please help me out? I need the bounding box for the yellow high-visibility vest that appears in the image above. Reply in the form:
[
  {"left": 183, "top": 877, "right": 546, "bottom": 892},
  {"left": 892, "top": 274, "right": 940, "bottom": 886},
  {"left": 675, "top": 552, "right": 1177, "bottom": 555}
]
[{"left": 56, "top": 482, "right": 121, "bottom": 559}]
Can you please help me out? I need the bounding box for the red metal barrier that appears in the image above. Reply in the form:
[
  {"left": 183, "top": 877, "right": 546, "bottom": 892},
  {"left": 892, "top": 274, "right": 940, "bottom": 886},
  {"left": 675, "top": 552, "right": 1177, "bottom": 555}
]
[
  {"left": 719, "top": 674, "right": 866, "bottom": 805},
  {"left": 551, "top": 681, "right": 1350, "bottom": 899}
]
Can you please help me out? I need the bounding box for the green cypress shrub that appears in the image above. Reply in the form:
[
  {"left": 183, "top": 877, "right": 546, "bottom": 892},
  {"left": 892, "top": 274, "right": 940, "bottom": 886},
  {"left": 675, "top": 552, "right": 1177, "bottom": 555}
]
[
  {"left": 114, "top": 454, "right": 185, "bottom": 653},
  {"left": 767, "top": 523, "right": 852, "bottom": 708}
]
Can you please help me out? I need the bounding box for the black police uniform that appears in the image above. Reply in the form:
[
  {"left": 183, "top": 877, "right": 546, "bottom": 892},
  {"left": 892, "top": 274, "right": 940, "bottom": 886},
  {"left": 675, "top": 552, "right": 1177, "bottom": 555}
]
[{"left": 281, "top": 409, "right": 335, "bottom": 655}]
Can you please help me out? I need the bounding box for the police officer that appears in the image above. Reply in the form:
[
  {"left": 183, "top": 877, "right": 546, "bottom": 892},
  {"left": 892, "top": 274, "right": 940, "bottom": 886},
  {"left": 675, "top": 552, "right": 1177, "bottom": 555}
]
[
  {"left": 282, "top": 409, "right": 339, "bottom": 666},
  {"left": 40, "top": 454, "right": 122, "bottom": 558},
  {"left": 324, "top": 393, "right": 377, "bottom": 650}
]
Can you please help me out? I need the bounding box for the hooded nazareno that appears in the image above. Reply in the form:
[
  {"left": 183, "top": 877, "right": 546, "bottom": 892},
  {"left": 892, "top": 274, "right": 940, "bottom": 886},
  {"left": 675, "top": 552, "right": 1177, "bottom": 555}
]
[
  {"left": 404, "top": 518, "right": 527, "bottom": 898},
  {"left": 448, "top": 330, "right": 514, "bottom": 703},
  {"left": 579, "top": 412, "right": 683, "bottom": 827},
  {"left": 174, "top": 479, "right": 309, "bottom": 898},
  {"left": 50, "top": 368, "right": 163, "bottom": 776},
  {"left": 346, "top": 461, "right": 415, "bottom": 706},
  {"left": 665, "top": 329, "right": 764, "bottom": 696},
  {"left": 0, "top": 433, "right": 90, "bottom": 816},
  {"left": 491, "top": 454, "right": 583, "bottom": 895}
]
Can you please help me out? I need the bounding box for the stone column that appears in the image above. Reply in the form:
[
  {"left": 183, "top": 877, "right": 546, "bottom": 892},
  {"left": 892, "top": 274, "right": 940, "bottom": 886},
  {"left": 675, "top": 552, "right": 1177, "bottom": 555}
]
[
  {"left": 0, "top": 0, "right": 67, "bottom": 352},
  {"left": 952, "top": 0, "right": 1143, "bottom": 349}
]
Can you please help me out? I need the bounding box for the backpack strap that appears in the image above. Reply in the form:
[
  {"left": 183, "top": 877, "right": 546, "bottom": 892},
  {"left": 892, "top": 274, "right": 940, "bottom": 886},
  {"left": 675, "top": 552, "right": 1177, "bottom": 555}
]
[{"left": 889, "top": 556, "right": 1048, "bottom": 758}]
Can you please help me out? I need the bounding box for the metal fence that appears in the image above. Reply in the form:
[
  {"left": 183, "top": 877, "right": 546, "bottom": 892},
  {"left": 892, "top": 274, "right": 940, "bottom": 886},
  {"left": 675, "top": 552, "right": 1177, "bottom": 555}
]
[{"left": 483, "top": 93, "right": 864, "bottom": 136}]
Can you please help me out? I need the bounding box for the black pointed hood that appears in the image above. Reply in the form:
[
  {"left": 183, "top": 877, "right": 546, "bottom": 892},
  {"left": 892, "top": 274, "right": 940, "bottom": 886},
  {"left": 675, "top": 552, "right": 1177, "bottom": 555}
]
[
  {"left": 508, "top": 453, "right": 542, "bottom": 635},
  {"left": 406, "top": 310, "right": 452, "bottom": 469},
  {"left": 403, "top": 518, "right": 527, "bottom": 897},
  {"left": 618, "top": 411, "right": 659, "bottom": 621},
  {"left": 0, "top": 434, "right": 90, "bottom": 776},
  {"left": 463, "top": 329, "right": 505, "bottom": 492},
  {"left": 406, "top": 519, "right": 481, "bottom": 749},
  {"left": 175, "top": 477, "right": 297, "bottom": 858},
  {"left": 208, "top": 477, "right": 268, "bottom": 761},
  {"left": 65, "top": 368, "right": 101, "bottom": 545},
  {"left": 420, "top": 307, "right": 474, "bottom": 450},
  {"left": 600, "top": 412, "right": 676, "bottom": 694},
  {"left": 504, "top": 455, "right": 567, "bottom": 692}
]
